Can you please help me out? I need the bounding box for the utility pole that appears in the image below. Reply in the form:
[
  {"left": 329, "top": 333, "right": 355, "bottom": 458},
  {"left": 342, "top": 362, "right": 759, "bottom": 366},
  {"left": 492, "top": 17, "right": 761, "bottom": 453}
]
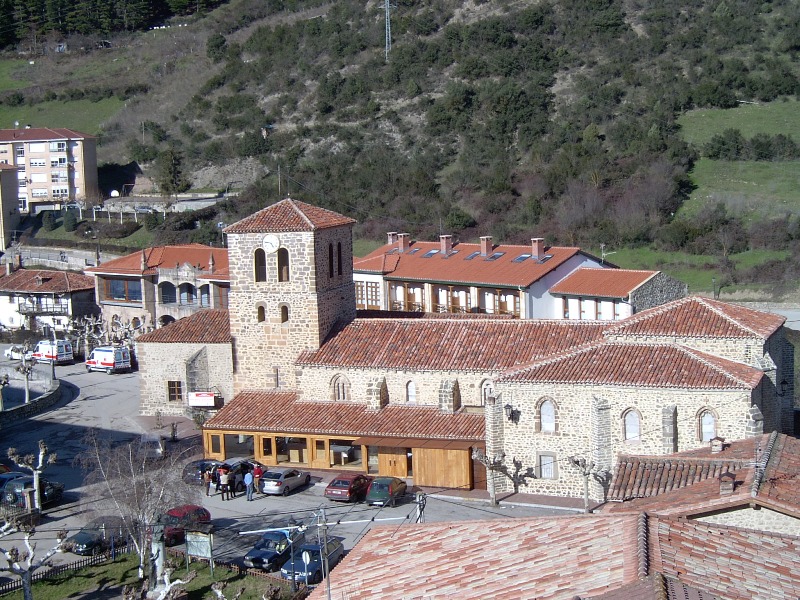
[
  {"left": 384, "top": 0, "right": 392, "bottom": 61},
  {"left": 320, "top": 506, "right": 332, "bottom": 600},
  {"left": 416, "top": 492, "right": 426, "bottom": 523}
]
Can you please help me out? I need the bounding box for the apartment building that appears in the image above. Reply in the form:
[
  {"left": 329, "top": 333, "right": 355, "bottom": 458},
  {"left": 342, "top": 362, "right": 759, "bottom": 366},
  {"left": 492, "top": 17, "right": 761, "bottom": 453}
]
[{"left": 0, "top": 127, "right": 99, "bottom": 214}]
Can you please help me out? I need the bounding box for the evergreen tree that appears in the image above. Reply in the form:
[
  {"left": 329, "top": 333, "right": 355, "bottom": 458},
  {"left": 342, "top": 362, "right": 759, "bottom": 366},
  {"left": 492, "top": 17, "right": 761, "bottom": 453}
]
[{"left": 155, "top": 145, "right": 190, "bottom": 198}]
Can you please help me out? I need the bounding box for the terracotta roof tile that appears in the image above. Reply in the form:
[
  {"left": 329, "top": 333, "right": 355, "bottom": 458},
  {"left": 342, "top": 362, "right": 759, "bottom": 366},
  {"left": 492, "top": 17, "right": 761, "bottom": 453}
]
[
  {"left": 298, "top": 317, "right": 607, "bottom": 371},
  {"left": 224, "top": 198, "right": 356, "bottom": 234},
  {"left": 308, "top": 515, "right": 640, "bottom": 600},
  {"left": 585, "top": 574, "right": 721, "bottom": 600},
  {"left": 498, "top": 341, "right": 764, "bottom": 389},
  {"left": 0, "top": 269, "right": 95, "bottom": 293},
  {"left": 603, "top": 296, "right": 784, "bottom": 339},
  {"left": 136, "top": 309, "right": 230, "bottom": 343},
  {"left": 85, "top": 244, "right": 228, "bottom": 277},
  {"left": 549, "top": 267, "right": 658, "bottom": 298},
  {"left": 354, "top": 239, "right": 600, "bottom": 287},
  {"left": 0, "top": 127, "right": 93, "bottom": 141},
  {"left": 204, "top": 390, "right": 484, "bottom": 440}
]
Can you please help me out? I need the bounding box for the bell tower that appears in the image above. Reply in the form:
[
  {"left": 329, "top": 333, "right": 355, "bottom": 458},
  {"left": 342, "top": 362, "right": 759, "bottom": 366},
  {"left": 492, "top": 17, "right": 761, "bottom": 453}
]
[{"left": 224, "top": 198, "right": 356, "bottom": 393}]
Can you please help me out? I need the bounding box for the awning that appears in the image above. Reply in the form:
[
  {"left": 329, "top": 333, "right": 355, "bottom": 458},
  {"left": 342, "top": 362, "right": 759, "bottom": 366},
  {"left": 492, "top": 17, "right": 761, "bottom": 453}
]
[{"left": 351, "top": 436, "right": 482, "bottom": 450}]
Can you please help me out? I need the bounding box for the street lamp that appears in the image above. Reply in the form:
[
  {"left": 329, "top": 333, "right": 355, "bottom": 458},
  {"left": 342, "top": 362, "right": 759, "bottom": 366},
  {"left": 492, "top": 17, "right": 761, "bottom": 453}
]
[{"left": 84, "top": 228, "right": 100, "bottom": 266}]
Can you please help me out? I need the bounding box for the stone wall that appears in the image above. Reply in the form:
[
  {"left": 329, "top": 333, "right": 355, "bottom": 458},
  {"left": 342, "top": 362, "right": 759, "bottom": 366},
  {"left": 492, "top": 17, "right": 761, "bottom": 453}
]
[
  {"left": 138, "top": 341, "right": 233, "bottom": 417},
  {"left": 629, "top": 272, "right": 687, "bottom": 312},
  {"left": 0, "top": 381, "right": 61, "bottom": 430},
  {"left": 695, "top": 506, "right": 800, "bottom": 537}
]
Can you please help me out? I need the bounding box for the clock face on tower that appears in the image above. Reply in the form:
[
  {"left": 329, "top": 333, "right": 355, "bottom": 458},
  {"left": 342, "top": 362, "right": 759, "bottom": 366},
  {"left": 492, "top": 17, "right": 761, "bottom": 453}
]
[{"left": 263, "top": 234, "right": 280, "bottom": 254}]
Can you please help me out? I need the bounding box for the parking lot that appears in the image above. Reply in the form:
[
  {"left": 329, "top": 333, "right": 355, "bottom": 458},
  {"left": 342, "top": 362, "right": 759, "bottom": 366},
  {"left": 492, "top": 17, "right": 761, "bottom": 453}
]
[{"left": 0, "top": 345, "right": 574, "bottom": 574}]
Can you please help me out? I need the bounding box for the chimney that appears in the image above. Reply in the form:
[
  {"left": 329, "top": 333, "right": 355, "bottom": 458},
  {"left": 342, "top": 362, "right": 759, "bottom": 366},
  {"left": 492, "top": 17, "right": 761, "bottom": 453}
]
[
  {"left": 140, "top": 250, "right": 147, "bottom": 272},
  {"left": 710, "top": 437, "right": 725, "bottom": 454},
  {"left": 387, "top": 232, "right": 398, "bottom": 245},
  {"left": 719, "top": 472, "right": 735, "bottom": 496},
  {"left": 5, "top": 262, "right": 11, "bottom": 276},
  {"left": 209, "top": 253, "right": 215, "bottom": 273},
  {"left": 440, "top": 235, "right": 452, "bottom": 255},
  {"left": 532, "top": 237, "right": 545, "bottom": 260},
  {"left": 398, "top": 233, "right": 410, "bottom": 253},
  {"left": 480, "top": 236, "right": 493, "bottom": 256},
  {"left": 35, "top": 274, "right": 42, "bottom": 286}
]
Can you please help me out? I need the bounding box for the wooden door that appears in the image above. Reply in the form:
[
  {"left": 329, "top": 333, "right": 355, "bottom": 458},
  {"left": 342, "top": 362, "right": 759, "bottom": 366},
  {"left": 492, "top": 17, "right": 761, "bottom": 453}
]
[
  {"left": 378, "top": 448, "right": 408, "bottom": 477},
  {"left": 204, "top": 433, "right": 224, "bottom": 460}
]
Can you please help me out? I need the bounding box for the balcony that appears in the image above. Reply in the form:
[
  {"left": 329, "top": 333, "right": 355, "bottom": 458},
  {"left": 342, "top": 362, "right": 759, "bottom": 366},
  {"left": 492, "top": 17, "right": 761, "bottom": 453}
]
[
  {"left": 17, "top": 301, "right": 70, "bottom": 315},
  {"left": 390, "top": 301, "right": 424, "bottom": 312},
  {"left": 433, "top": 303, "right": 471, "bottom": 314}
]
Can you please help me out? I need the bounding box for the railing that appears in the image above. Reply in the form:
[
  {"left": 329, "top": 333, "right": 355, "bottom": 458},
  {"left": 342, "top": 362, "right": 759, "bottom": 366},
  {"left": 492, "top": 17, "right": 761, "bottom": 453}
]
[
  {"left": 17, "top": 302, "right": 70, "bottom": 315},
  {"left": 390, "top": 301, "right": 424, "bottom": 312},
  {"left": 432, "top": 303, "right": 470, "bottom": 314}
]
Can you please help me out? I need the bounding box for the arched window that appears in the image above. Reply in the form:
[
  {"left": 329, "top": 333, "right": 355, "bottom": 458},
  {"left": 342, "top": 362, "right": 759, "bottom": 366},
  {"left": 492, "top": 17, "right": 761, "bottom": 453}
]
[
  {"left": 406, "top": 381, "right": 417, "bottom": 404},
  {"left": 159, "top": 315, "right": 175, "bottom": 327},
  {"left": 131, "top": 317, "right": 141, "bottom": 329},
  {"left": 328, "top": 243, "right": 334, "bottom": 278},
  {"left": 277, "top": 248, "right": 290, "bottom": 282},
  {"left": 331, "top": 375, "right": 351, "bottom": 401},
  {"left": 698, "top": 409, "right": 717, "bottom": 442},
  {"left": 179, "top": 283, "right": 195, "bottom": 305},
  {"left": 199, "top": 285, "right": 210, "bottom": 307},
  {"left": 623, "top": 409, "right": 641, "bottom": 442},
  {"left": 480, "top": 380, "right": 494, "bottom": 405},
  {"left": 159, "top": 282, "right": 176, "bottom": 304},
  {"left": 539, "top": 399, "right": 556, "bottom": 433},
  {"left": 254, "top": 248, "right": 266, "bottom": 282},
  {"left": 337, "top": 242, "right": 343, "bottom": 275},
  {"left": 280, "top": 305, "right": 289, "bottom": 323},
  {"left": 257, "top": 305, "right": 266, "bottom": 322}
]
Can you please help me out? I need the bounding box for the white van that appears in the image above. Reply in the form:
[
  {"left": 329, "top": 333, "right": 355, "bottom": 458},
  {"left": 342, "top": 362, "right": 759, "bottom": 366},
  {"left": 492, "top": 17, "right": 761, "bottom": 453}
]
[
  {"left": 138, "top": 433, "right": 165, "bottom": 460},
  {"left": 85, "top": 346, "right": 131, "bottom": 374},
  {"left": 31, "top": 340, "right": 74, "bottom": 364}
]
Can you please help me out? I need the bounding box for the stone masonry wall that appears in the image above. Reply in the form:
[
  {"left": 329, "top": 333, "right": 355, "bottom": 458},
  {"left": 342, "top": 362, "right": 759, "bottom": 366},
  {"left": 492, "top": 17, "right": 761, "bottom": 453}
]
[
  {"left": 695, "top": 506, "right": 800, "bottom": 537},
  {"left": 629, "top": 272, "right": 687, "bottom": 312},
  {"left": 138, "top": 341, "right": 233, "bottom": 416}
]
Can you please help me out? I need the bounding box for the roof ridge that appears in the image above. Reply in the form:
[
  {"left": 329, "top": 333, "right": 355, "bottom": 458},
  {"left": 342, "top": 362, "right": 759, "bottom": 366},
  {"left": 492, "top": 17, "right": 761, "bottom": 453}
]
[
  {"left": 499, "top": 338, "right": 608, "bottom": 380},
  {"left": 752, "top": 430, "right": 779, "bottom": 497},
  {"left": 285, "top": 198, "right": 315, "bottom": 229},
  {"left": 695, "top": 296, "right": 765, "bottom": 338},
  {"left": 676, "top": 344, "right": 753, "bottom": 388},
  {"left": 603, "top": 295, "right": 693, "bottom": 334}
]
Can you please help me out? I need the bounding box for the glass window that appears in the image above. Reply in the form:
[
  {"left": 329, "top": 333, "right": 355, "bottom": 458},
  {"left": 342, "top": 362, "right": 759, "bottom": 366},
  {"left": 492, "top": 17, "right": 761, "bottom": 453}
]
[
  {"left": 254, "top": 249, "right": 266, "bottom": 282},
  {"left": 624, "top": 410, "right": 641, "bottom": 442},
  {"left": 406, "top": 381, "right": 416, "bottom": 404},
  {"left": 280, "top": 305, "right": 289, "bottom": 323},
  {"left": 332, "top": 375, "right": 350, "bottom": 401},
  {"left": 199, "top": 285, "right": 210, "bottom": 307},
  {"left": 215, "top": 286, "right": 229, "bottom": 309},
  {"left": 539, "top": 454, "right": 557, "bottom": 479},
  {"left": 328, "top": 243, "right": 334, "bottom": 278},
  {"left": 480, "top": 380, "right": 494, "bottom": 405},
  {"left": 540, "top": 399, "right": 555, "bottom": 433},
  {"left": 160, "top": 282, "right": 176, "bottom": 304},
  {"left": 278, "top": 248, "right": 289, "bottom": 282},
  {"left": 105, "top": 279, "right": 141, "bottom": 302},
  {"left": 179, "top": 283, "right": 195, "bottom": 305},
  {"left": 337, "top": 242, "right": 343, "bottom": 275},
  {"left": 168, "top": 381, "right": 182, "bottom": 402},
  {"left": 700, "top": 410, "right": 716, "bottom": 442},
  {"left": 257, "top": 306, "right": 266, "bottom": 322}
]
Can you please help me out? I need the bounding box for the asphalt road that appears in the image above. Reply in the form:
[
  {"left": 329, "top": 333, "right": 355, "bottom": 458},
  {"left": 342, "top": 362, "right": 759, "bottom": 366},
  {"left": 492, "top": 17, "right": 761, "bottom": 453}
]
[{"left": 0, "top": 346, "right": 572, "bottom": 576}]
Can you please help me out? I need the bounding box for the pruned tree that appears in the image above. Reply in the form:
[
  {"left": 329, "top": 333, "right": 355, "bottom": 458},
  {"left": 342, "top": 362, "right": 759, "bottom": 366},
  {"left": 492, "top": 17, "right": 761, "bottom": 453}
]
[
  {"left": 74, "top": 429, "right": 200, "bottom": 580},
  {"left": 8, "top": 440, "right": 56, "bottom": 511},
  {"left": 68, "top": 315, "right": 106, "bottom": 358},
  {"left": 13, "top": 353, "right": 36, "bottom": 405},
  {"left": 0, "top": 518, "right": 68, "bottom": 600},
  {"left": 123, "top": 562, "right": 198, "bottom": 600},
  {"left": 472, "top": 449, "right": 537, "bottom": 502},
  {"left": 109, "top": 314, "right": 151, "bottom": 348}
]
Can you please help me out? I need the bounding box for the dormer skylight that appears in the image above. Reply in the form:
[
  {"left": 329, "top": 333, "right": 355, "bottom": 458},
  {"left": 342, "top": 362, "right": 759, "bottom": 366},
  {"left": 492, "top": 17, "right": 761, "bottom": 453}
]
[
  {"left": 486, "top": 252, "right": 505, "bottom": 261},
  {"left": 442, "top": 250, "right": 459, "bottom": 258},
  {"left": 538, "top": 254, "right": 553, "bottom": 263},
  {"left": 512, "top": 254, "right": 532, "bottom": 263},
  {"left": 465, "top": 251, "right": 481, "bottom": 260},
  {"left": 422, "top": 249, "right": 440, "bottom": 258},
  {"left": 387, "top": 248, "right": 400, "bottom": 255},
  {"left": 408, "top": 248, "right": 421, "bottom": 255}
]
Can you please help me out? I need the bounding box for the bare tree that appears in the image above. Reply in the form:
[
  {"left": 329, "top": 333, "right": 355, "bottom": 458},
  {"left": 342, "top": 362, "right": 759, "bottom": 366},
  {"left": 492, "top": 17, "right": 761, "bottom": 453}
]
[
  {"left": 68, "top": 315, "right": 106, "bottom": 358},
  {"left": 0, "top": 518, "right": 68, "bottom": 600},
  {"left": 8, "top": 441, "right": 56, "bottom": 512},
  {"left": 14, "top": 354, "right": 36, "bottom": 406},
  {"left": 75, "top": 430, "right": 200, "bottom": 580},
  {"left": 472, "top": 449, "right": 536, "bottom": 502}
]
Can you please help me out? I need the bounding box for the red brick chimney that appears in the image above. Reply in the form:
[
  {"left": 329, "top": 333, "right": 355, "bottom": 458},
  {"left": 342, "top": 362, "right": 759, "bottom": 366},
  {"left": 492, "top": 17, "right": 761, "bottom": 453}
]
[
  {"left": 480, "top": 236, "right": 493, "bottom": 256},
  {"left": 398, "top": 233, "right": 410, "bottom": 253},
  {"left": 532, "top": 238, "right": 545, "bottom": 260},
  {"left": 440, "top": 235, "right": 452, "bottom": 255},
  {"left": 719, "top": 472, "right": 735, "bottom": 496},
  {"left": 387, "top": 232, "right": 398, "bottom": 245}
]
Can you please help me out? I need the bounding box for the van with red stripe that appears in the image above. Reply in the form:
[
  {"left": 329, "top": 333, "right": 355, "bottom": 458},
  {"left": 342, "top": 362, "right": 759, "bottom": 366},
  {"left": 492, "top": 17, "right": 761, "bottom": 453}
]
[
  {"left": 31, "top": 340, "right": 74, "bottom": 364},
  {"left": 85, "top": 346, "right": 131, "bottom": 374}
]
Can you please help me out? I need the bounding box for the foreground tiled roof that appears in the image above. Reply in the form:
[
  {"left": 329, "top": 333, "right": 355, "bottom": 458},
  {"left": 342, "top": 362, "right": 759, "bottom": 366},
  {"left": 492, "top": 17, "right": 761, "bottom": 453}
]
[
  {"left": 136, "top": 310, "right": 230, "bottom": 344},
  {"left": 0, "top": 269, "right": 95, "bottom": 293},
  {"left": 549, "top": 267, "right": 658, "bottom": 298},
  {"left": 297, "top": 318, "right": 607, "bottom": 371},
  {"left": 309, "top": 515, "right": 640, "bottom": 600},
  {"left": 354, "top": 239, "right": 601, "bottom": 287},
  {"left": 203, "top": 390, "right": 484, "bottom": 440},
  {"left": 603, "top": 296, "right": 785, "bottom": 339},
  {"left": 224, "top": 198, "right": 356, "bottom": 234},
  {"left": 85, "top": 244, "right": 229, "bottom": 278},
  {"left": 0, "top": 127, "right": 93, "bottom": 142},
  {"left": 498, "top": 341, "right": 764, "bottom": 389},
  {"left": 584, "top": 574, "right": 720, "bottom": 600}
]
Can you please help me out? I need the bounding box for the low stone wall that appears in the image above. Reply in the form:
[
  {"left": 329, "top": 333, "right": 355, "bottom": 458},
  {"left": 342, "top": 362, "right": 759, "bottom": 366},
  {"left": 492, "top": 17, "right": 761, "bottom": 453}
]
[{"left": 0, "top": 379, "right": 62, "bottom": 430}]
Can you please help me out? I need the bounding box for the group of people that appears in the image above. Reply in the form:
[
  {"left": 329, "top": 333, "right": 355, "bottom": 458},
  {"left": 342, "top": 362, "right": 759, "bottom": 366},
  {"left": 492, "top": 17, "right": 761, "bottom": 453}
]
[{"left": 203, "top": 463, "right": 264, "bottom": 502}]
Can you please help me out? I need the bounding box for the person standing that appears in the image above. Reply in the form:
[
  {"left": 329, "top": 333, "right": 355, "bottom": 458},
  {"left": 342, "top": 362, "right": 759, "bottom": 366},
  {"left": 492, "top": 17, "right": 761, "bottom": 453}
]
[
  {"left": 203, "top": 468, "right": 212, "bottom": 496},
  {"left": 244, "top": 470, "right": 254, "bottom": 501},
  {"left": 219, "top": 468, "right": 230, "bottom": 501},
  {"left": 253, "top": 464, "right": 263, "bottom": 495}
]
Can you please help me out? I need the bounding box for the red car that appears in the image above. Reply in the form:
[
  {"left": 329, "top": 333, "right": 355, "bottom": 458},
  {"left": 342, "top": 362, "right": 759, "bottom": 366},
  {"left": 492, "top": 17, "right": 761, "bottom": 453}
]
[
  {"left": 162, "top": 504, "right": 211, "bottom": 546},
  {"left": 324, "top": 473, "right": 374, "bottom": 503}
]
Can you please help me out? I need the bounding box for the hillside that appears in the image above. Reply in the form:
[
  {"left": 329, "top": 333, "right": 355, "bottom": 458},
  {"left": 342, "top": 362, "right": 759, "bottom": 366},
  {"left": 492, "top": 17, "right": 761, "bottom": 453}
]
[{"left": 2, "top": 0, "right": 800, "bottom": 295}]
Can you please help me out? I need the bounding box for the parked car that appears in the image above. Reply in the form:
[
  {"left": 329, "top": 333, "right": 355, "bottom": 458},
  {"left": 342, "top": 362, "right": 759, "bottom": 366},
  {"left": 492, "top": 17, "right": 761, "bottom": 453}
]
[
  {"left": 138, "top": 433, "right": 165, "bottom": 460},
  {"left": 3, "top": 476, "right": 64, "bottom": 507},
  {"left": 243, "top": 529, "right": 305, "bottom": 571},
  {"left": 181, "top": 458, "right": 226, "bottom": 485},
  {"left": 30, "top": 339, "right": 73, "bottom": 364},
  {"left": 260, "top": 468, "right": 311, "bottom": 496},
  {"left": 280, "top": 539, "right": 345, "bottom": 584},
  {"left": 0, "top": 472, "right": 27, "bottom": 490},
  {"left": 66, "top": 516, "right": 126, "bottom": 555},
  {"left": 85, "top": 346, "right": 131, "bottom": 374},
  {"left": 365, "top": 476, "right": 407, "bottom": 507},
  {"left": 324, "top": 473, "right": 373, "bottom": 503},
  {"left": 204, "top": 458, "right": 263, "bottom": 492},
  {"left": 161, "top": 505, "right": 211, "bottom": 546},
  {"left": 4, "top": 345, "right": 26, "bottom": 360}
]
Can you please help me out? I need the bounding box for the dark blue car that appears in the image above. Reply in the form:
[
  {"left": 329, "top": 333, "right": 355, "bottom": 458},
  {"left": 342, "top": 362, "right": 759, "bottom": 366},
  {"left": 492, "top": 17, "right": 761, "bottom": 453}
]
[{"left": 280, "top": 539, "right": 345, "bottom": 584}]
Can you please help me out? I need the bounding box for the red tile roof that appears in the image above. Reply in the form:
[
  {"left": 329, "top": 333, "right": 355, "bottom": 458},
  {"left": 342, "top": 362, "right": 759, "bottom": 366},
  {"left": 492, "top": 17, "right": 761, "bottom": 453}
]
[
  {"left": 0, "top": 269, "right": 95, "bottom": 293},
  {"left": 84, "top": 244, "right": 229, "bottom": 277},
  {"left": 354, "top": 239, "right": 602, "bottom": 287},
  {"left": 0, "top": 127, "right": 93, "bottom": 141},
  {"left": 498, "top": 341, "right": 764, "bottom": 389},
  {"left": 585, "top": 574, "right": 720, "bottom": 600},
  {"left": 203, "top": 390, "right": 484, "bottom": 440},
  {"left": 549, "top": 267, "right": 658, "bottom": 298},
  {"left": 604, "top": 296, "right": 785, "bottom": 340},
  {"left": 298, "top": 317, "right": 608, "bottom": 371},
  {"left": 309, "top": 515, "right": 640, "bottom": 600},
  {"left": 136, "top": 309, "right": 230, "bottom": 344},
  {"left": 223, "top": 198, "right": 356, "bottom": 234},
  {"left": 0, "top": 164, "right": 18, "bottom": 171}
]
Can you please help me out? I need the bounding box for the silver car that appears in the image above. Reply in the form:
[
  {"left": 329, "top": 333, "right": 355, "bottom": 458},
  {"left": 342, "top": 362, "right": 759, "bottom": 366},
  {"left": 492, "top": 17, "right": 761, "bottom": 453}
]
[{"left": 260, "top": 468, "right": 311, "bottom": 496}]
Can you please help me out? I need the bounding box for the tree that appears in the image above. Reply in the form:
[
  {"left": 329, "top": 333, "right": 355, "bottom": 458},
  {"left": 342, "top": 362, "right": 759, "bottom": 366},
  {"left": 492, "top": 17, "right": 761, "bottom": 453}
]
[
  {"left": 41, "top": 211, "right": 56, "bottom": 232},
  {"left": 75, "top": 430, "right": 200, "bottom": 580},
  {"left": 63, "top": 209, "right": 78, "bottom": 232},
  {"left": 206, "top": 33, "right": 227, "bottom": 62},
  {"left": 0, "top": 518, "right": 68, "bottom": 600},
  {"left": 8, "top": 440, "right": 57, "bottom": 512},
  {"left": 154, "top": 146, "right": 190, "bottom": 199}
]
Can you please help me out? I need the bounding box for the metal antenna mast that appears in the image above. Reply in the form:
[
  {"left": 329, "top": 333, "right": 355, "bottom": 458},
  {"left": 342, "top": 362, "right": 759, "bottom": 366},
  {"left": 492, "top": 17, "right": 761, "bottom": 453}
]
[{"left": 384, "top": 0, "right": 392, "bottom": 61}]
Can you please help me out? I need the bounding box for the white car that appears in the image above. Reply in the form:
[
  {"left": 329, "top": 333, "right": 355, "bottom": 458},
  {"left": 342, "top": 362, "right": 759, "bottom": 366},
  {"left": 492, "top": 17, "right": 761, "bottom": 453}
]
[
  {"left": 4, "top": 346, "right": 27, "bottom": 360},
  {"left": 260, "top": 468, "right": 311, "bottom": 496}
]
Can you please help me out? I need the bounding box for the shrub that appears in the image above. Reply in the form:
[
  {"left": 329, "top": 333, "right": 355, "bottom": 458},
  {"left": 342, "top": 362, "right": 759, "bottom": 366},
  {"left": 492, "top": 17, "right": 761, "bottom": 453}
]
[
  {"left": 41, "top": 211, "right": 56, "bottom": 231},
  {"left": 63, "top": 210, "right": 78, "bottom": 232}
]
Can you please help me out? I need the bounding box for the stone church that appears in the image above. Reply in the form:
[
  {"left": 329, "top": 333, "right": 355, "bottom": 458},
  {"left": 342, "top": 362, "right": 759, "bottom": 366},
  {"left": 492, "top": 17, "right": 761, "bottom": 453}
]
[{"left": 136, "top": 198, "right": 794, "bottom": 501}]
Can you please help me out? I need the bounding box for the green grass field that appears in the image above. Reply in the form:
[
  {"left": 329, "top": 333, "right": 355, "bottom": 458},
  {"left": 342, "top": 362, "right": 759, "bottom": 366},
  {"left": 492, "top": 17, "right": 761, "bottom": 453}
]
[
  {"left": 0, "top": 59, "right": 31, "bottom": 91},
  {"left": 0, "top": 97, "right": 122, "bottom": 134}
]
